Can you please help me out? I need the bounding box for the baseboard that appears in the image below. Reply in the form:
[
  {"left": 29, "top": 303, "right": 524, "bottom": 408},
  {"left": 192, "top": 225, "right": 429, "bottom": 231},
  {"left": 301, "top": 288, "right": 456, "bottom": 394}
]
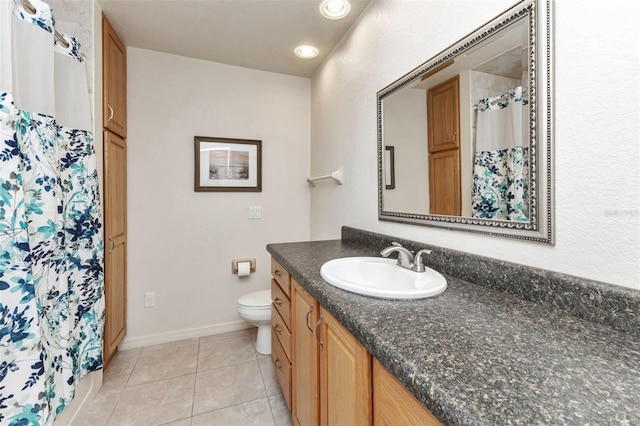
[{"left": 117, "top": 320, "right": 253, "bottom": 351}]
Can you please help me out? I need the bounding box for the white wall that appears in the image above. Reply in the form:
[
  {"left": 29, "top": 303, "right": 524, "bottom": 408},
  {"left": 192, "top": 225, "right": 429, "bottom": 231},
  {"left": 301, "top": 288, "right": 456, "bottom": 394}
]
[
  {"left": 310, "top": 0, "right": 640, "bottom": 289},
  {"left": 125, "top": 48, "right": 310, "bottom": 347},
  {"left": 382, "top": 88, "right": 428, "bottom": 213}
]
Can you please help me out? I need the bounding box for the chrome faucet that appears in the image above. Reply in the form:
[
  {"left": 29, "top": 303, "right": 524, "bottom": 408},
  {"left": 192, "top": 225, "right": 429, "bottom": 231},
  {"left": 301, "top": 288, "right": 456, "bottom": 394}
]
[{"left": 380, "top": 242, "right": 433, "bottom": 272}]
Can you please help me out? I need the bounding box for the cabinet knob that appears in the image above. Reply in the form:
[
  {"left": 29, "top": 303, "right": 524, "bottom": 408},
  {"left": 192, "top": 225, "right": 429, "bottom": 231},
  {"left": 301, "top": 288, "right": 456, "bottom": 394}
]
[
  {"left": 274, "top": 325, "right": 283, "bottom": 335},
  {"left": 274, "top": 269, "right": 283, "bottom": 277},
  {"left": 274, "top": 358, "right": 283, "bottom": 371},
  {"left": 108, "top": 236, "right": 115, "bottom": 254},
  {"left": 274, "top": 297, "right": 283, "bottom": 307}
]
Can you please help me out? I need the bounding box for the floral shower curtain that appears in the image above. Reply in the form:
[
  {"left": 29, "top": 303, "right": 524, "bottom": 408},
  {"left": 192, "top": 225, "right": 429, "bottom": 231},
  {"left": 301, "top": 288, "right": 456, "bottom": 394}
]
[
  {"left": 0, "top": 0, "right": 104, "bottom": 424},
  {"left": 471, "top": 86, "right": 529, "bottom": 221}
]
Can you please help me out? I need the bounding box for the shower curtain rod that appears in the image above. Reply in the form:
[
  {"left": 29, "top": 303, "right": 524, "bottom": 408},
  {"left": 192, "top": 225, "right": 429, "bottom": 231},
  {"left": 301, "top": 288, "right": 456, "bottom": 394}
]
[
  {"left": 20, "top": 0, "right": 71, "bottom": 49},
  {"left": 473, "top": 87, "right": 528, "bottom": 110}
]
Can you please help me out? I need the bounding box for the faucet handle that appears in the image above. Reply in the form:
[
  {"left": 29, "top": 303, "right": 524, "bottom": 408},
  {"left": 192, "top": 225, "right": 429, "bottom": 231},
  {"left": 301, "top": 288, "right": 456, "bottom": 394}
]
[
  {"left": 391, "top": 241, "right": 413, "bottom": 253},
  {"left": 413, "top": 249, "right": 433, "bottom": 272}
]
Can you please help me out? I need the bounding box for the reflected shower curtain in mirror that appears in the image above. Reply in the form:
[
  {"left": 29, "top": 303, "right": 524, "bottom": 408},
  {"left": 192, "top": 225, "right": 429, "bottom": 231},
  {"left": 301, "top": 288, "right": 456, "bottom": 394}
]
[
  {"left": 472, "top": 86, "right": 529, "bottom": 221},
  {"left": 0, "top": 0, "right": 104, "bottom": 424}
]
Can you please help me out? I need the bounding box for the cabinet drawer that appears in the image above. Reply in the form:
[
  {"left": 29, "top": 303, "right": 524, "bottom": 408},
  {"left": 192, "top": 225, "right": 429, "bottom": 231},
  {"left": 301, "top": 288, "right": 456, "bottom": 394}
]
[
  {"left": 271, "top": 279, "right": 290, "bottom": 328},
  {"left": 271, "top": 328, "right": 292, "bottom": 410},
  {"left": 271, "top": 258, "right": 290, "bottom": 297},
  {"left": 272, "top": 306, "right": 291, "bottom": 362}
]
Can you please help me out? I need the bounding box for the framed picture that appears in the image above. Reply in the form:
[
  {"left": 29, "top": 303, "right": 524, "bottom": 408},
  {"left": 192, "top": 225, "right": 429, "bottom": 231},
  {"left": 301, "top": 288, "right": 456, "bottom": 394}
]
[
  {"left": 194, "top": 136, "right": 262, "bottom": 192},
  {"left": 384, "top": 146, "right": 395, "bottom": 190}
]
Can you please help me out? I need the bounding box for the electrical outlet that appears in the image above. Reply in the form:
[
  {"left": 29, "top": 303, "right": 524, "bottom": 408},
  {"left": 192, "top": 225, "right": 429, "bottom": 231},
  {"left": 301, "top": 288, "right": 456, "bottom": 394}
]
[{"left": 144, "top": 292, "right": 155, "bottom": 308}]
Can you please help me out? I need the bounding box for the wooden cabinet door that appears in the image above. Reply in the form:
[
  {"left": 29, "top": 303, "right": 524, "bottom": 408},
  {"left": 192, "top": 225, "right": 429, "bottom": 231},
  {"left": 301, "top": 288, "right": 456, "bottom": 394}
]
[
  {"left": 427, "top": 75, "right": 461, "bottom": 216},
  {"left": 103, "top": 130, "right": 127, "bottom": 367},
  {"left": 320, "top": 308, "right": 372, "bottom": 426},
  {"left": 373, "top": 359, "right": 442, "bottom": 426},
  {"left": 102, "top": 14, "right": 127, "bottom": 138},
  {"left": 429, "top": 149, "right": 461, "bottom": 216},
  {"left": 292, "top": 279, "right": 319, "bottom": 426},
  {"left": 427, "top": 76, "right": 459, "bottom": 153}
]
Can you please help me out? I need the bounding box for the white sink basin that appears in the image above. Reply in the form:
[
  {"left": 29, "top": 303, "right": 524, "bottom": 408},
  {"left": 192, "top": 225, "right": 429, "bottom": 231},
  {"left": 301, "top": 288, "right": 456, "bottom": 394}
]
[{"left": 320, "top": 257, "right": 447, "bottom": 299}]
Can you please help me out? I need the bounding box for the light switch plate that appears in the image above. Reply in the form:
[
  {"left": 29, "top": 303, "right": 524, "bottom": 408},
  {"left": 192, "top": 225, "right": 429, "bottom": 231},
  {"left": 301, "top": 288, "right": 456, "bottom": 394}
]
[
  {"left": 144, "top": 292, "right": 155, "bottom": 308},
  {"left": 249, "top": 206, "right": 262, "bottom": 219}
]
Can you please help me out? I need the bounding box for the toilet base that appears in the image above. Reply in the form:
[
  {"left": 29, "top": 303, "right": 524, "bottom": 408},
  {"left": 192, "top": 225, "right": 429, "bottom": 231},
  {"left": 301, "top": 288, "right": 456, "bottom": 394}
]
[{"left": 255, "top": 324, "right": 271, "bottom": 355}]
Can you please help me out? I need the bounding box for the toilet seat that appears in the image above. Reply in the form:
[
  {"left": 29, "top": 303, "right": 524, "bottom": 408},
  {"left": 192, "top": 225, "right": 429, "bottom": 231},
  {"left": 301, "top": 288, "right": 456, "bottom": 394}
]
[
  {"left": 237, "top": 289, "right": 272, "bottom": 355},
  {"left": 238, "top": 290, "right": 271, "bottom": 310}
]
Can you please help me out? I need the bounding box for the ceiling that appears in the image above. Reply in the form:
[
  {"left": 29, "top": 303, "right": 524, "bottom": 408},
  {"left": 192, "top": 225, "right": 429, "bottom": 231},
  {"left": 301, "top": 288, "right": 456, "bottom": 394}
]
[{"left": 99, "top": 0, "right": 372, "bottom": 78}]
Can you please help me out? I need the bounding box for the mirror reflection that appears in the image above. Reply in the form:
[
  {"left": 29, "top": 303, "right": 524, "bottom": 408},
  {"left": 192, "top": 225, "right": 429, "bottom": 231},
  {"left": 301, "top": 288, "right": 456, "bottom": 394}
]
[
  {"left": 378, "top": 0, "right": 553, "bottom": 243},
  {"left": 382, "top": 17, "right": 528, "bottom": 220}
]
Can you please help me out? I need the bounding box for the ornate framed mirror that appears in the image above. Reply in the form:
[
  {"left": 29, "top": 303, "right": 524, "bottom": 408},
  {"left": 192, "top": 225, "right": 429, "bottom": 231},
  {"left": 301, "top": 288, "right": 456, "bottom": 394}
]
[{"left": 377, "top": 0, "right": 553, "bottom": 243}]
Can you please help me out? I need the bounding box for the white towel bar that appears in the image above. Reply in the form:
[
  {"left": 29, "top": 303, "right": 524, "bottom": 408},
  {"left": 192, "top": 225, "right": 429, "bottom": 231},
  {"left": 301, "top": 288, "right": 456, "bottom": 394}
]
[{"left": 307, "top": 167, "right": 344, "bottom": 187}]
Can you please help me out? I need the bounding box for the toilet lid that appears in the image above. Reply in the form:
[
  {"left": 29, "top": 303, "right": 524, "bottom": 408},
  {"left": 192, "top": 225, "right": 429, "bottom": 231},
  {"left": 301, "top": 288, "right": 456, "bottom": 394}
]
[{"left": 238, "top": 290, "right": 272, "bottom": 309}]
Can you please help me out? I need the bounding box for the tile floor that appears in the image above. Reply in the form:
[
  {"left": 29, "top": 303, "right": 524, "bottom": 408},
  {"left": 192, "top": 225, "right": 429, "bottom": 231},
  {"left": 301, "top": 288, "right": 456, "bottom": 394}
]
[{"left": 76, "top": 329, "right": 294, "bottom": 426}]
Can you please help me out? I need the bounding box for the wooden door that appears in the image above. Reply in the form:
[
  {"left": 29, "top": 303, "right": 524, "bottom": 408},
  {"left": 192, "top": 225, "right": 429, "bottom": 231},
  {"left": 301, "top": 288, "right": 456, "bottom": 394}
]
[
  {"left": 103, "top": 130, "right": 127, "bottom": 367},
  {"left": 320, "top": 308, "right": 372, "bottom": 426},
  {"left": 291, "top": 279, "right": 319, "bottom": 426},
  {"left": 373, "top": 359, "right": 442, "bottom": 426},
  {"left": 102, "top": 14, "right": 127, "bottom": 137},
  {"left": 427, "top": 76, "right": 459, "bottom": 153},
  {"left": 428, "top": 149, "right": 461, "bottom": 216},
  {"left": 427, "top": 76, "right": 461, "bottom": 215}
]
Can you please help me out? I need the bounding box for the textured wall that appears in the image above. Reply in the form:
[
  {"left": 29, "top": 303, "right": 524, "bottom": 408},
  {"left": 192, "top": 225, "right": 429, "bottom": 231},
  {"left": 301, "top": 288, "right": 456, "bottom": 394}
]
[
  {"left": 310, "top": 0, "right": 640, "bottom": 289},
  {"left": 126, "top": 48, "right": 311, "bottom": 346}
]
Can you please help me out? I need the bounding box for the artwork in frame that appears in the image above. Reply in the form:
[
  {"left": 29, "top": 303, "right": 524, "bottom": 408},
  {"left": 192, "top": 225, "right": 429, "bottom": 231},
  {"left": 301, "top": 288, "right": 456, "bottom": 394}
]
[{"left": 194, "top": 136, "right": 262, "bottom": 192}]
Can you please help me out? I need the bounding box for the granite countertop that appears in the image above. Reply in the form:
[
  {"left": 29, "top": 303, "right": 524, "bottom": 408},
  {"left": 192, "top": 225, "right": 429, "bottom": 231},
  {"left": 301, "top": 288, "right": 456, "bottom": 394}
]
[{"left": 267, "top": 239, "right": 640, "bottom": 426}]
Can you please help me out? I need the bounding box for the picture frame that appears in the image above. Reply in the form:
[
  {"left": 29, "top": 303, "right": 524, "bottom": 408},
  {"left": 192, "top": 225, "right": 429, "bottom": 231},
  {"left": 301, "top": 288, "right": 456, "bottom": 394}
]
[
  {"left": 384, "top": 146, "right": 395, "bottom": 190},
  {"left": 194, "top": 136, "right": 262, "bottom": 192}
]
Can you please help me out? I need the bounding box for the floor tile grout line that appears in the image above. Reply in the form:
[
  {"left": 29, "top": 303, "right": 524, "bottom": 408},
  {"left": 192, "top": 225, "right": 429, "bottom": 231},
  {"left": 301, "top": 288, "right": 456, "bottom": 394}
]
[
  {"left": 191, "top": 341, "right": 269, "bottom": 420},
  {"left": 94, "top": 330, "right": 263, "bottom": 425},
  {"left": 121, "top": 347, "right": 142, "bottom": 389},
  {"left": 103, "top": 348, "right": 143, "bottom": 425},
  {"left": 255, "top": 341, "right": 278, "bottom": 425},
  {"left": 157, "top": 416, "right": 192, "bottom": 426},
  {"left": 191, "top": 337, "right": 202, "bottom": 419},
  {"left": 191, "top": 395, "right": 275, "bottom": 421},
  {"left": 121, "top": 371, "right": 198, "bottom": 390}
]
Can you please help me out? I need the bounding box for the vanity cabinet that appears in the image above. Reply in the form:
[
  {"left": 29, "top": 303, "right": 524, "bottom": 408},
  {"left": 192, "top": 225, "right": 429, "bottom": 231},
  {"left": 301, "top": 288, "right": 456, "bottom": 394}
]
[
  {"left": 272, "top": 258, "right": 440, "bottom": 426},
  {"left": 271, "top": 259, "right": 292, "bottom": 410},
  {"left": 373, "top": 359, "right": 442, "bottom": 426},
  {"left": 292, "top": 278, "right": 320, "bottom": 425},
  {"left": 291, "top": 277, "right": 372, "bottom": 426},
  {"left": 319, "top": 306, "right": 372, "bottom": 425}
]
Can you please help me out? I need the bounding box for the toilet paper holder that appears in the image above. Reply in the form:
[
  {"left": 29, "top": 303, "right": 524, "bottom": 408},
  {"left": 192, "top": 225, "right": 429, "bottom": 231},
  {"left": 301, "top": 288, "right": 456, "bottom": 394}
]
[{"left": 231, "top": 258, "right": 256, "bottom": 274}]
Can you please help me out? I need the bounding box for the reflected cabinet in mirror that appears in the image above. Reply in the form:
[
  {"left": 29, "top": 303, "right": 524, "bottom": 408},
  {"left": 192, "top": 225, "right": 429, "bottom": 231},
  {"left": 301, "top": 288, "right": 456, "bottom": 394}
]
[{"left": 378, "top": 0, "right": 553, "bottom": 243}]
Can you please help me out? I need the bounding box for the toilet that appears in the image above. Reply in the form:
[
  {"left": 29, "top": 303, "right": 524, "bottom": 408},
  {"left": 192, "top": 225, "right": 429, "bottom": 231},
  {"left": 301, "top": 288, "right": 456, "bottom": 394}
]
[{"left": 237, "top": 290, "right": 272, "bottom": 355}]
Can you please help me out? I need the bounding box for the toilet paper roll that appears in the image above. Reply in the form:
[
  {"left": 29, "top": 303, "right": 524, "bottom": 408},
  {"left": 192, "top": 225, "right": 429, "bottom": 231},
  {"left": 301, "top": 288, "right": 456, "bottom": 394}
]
[{"left": 237, "top": 261, "right": 251, "bottom": 277}]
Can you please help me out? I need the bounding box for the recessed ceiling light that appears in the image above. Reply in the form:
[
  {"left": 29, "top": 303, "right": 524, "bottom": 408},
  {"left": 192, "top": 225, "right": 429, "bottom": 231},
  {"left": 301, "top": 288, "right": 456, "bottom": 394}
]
[
  {"left": 295, "top": 45, "right": 319, "bottom": 59},
  {"left": 319, "top": 0, "right": 351, "bottom": 20}
]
